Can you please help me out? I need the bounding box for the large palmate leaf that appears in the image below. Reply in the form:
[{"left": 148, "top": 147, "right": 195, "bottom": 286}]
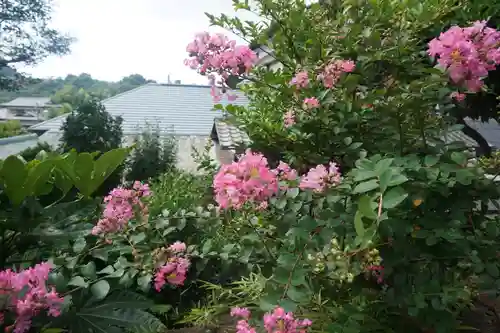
[{"left": 51, "top": 291, "right": 166, "bottom": 333}]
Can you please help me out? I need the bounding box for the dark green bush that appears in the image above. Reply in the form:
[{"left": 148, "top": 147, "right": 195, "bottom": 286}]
[
  {"left": 126, "top": 127, "right": 177, "bottom": 182},
  {"left": 19, "top": 142, "right": 54, "bottom": 161}
]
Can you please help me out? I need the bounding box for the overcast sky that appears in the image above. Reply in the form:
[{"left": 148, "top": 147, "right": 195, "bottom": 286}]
[{"left": 23, "top": 0, "right": 260, "bottom": 85}]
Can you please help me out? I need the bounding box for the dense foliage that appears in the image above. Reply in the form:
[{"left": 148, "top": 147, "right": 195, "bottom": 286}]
[
  {"left": 3, "top": 1, "right": 500, "bottom": 333},
  {"left": 126, "top": 127, "right": 178, "bottom": 182},
  {"left": 0, "top": 120, "right": 25, "bottom": 138},
  {"left": 60, "top": 99, "right": 124, "bottom": 195},
  {"left": 0, "top": 0, "right": 73, "bottom": 91},
  {"left": 0, "top": 73, "right": 157, "bottom": 105}
]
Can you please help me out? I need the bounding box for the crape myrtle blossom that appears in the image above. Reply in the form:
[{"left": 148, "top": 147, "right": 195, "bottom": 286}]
[
  {"left": 303, "top": 97, "right": 320, "bottom": 109},
  {"left": 0, "top": 262, "right": 64, "bottom": 333},
  {"left": 290, "top": 71, "right": 310, "bottom": 89},
  {"left": 185, "top": 32, "right": 257, "bottom": 102},
  {"left": 300, "top": 162, "right": 341, "bottom": 192},
  {"left": 428, "top": 20, "right": 500, "bottom": 92},
  {"left": 283, "top": 109, "right": 296, "bottom": 127},
  {"left": 213, "top": 149, "right": 279, "bottom": 209},
  {"left": 92, "top": 181, "right": 151, "bottom": 236},
  {"left": 154, "top": 242, "right": 191, "bottom": 290},
  {"left": 318, "top": 59, "right": 356, "bottom": 89},
  {"left": 230, "top": 306, "right": 312, "bottom": 333}
]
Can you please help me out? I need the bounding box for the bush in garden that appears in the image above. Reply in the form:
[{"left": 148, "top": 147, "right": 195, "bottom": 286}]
[
  {"left": 126, "top": 126, "right": 178, "bottom": 182},
  {"left": 0, "top": 120, "right": 25, "bottom": 138},
  {"left": 179, "top": 0, "right": 500, "bottom": 332},
  {"left": 0, "top": 148, "right": 171, "bottom": 333},
  {"left": 18, "top": 142, "right": 54, "bottom": 161},
  {"left": 60, "top": 99, "right": 124, "bottom": 195},
  {"left": 478, "top": 151, "right": 500, "bottom": 173}
]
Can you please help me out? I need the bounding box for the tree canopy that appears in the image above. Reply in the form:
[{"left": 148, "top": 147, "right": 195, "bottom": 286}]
[
  {"left": 0, "top": 73, "right": 157, "bottom": 103},
  {"left": 0, "top": 0, "right": 73, "bottom": 90}
]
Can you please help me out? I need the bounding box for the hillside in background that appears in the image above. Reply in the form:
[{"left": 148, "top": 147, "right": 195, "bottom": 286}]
[{"left": 0, "top": 73, "right": 157, "bottom": 103}]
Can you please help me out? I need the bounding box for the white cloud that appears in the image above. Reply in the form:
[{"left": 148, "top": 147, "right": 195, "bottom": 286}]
[{"left": 23, "top": 0, "right": 260, "bottom": 84}]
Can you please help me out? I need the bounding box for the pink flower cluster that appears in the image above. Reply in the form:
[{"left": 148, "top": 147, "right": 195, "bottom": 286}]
[
  {"left": 290, "top": 71, "right": 310, "bottom": 89},
  {"left": 299, "top": 162, "right": 341, "bottom": 193},
  {"left": 185, "top": 32, "right": 257, "bottom": 102},
  {"left": 92, "top": 181, "right": 151, "bottom": 236},
  {"left": 213, "top": 150, "right": 279, "bottom": 209},
  {"left": 154, "top": 242, "right": 191, "bottom": 290},
  {"left": 231, "top": 306, "right": 312, "bottom": 333},
  {"left": 273, "top": 161, "right": 298, "bottom": 182},
  {"left": 303, "top": 97, "right": 320, "bottom": 109},
  {"left": 283, "top": 110, "right": 296, "bottom": 128},
  {"left": 428, "top": 20, "right": 500, "bottom": 92},
  {"left": 318, "top": 59, "right": 355, "bottom": 88},
  {"left": 0, "top": 262, "right": 63, "bottom": 333}
]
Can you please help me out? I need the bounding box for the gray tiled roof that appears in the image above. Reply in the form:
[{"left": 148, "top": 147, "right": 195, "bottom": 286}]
[
  {"left": 29, "top": 84, "right": 249, "bottom": 136},
  {"left": 1, "top": 97, "right": 52, "bottom": 108},
  {"left": 214, "top": 118, "right": 250, "bottom": 148}
]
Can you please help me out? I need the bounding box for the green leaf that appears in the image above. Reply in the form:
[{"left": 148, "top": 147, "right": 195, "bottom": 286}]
[
  {"left": 68, "top": 276, "right": 88, "bottom": 287},
  {"left": 424, "top": 155, "right": 439, "bottom": 167},
  {"left": 388, "top": 174, "right": 408, "bottom": 186},
  {"left": 382, "top": 186, "right": 408, "bottom": 209},
  {"left": 286, "top": 187, "right": 299, "bottom": 199},
  {"left": 374, "top": 158, "right": 394, "bottom": 175},
  {"left": 353, "top": 170, "right": 377, "bottom": 182},
  {"left": 274, "top": 198, "right": 287, "bottom": 209},
  {"left": 202, "top": 239, "right": 212, "bottom": 254},
  {"left": 378, "top": 169, "right": 392, "bottom": 192},
  {"left": 130, "top": 232, "right": 146, "bottom": 244},
  {"left": 25, "top": 159, "right": 55, "bottom": 196},
  {"left": 486, "top": 263, "right": 499, "bottom": 278},
  {"left": 0, "top": 155, "right": 27, "bottom": 205},
  {"left": 92, "top": 248, "right": 109, "bottom": 261},
  {"left": 91, "top": 148, "right": 130, "bottom": 194},
  {"left": 277, "top": 253, "right": 296, "bottom": 270},
  {"left": 81, "top": 262, "right": 97, "bottom": 279},
  {"left": 98, "top": 265, "right": 115, "bottom": 275},
  {"left": 358, "top": 196, "right": 377, "bottom": 219},
  {"left": 451, "top": 152, "right": 467, "bottom": 165},
  {"left": 73, "top": 152, "right": 94, "bottom": 196},
  {"left": 73, "top": 238, "right": 86, "bottom": 253},
  {"left": 354, "top": 211, "right": 364, "bottom": 237},
  {"left": 91, "top": 280, "right": 110, "bottom": 300},
  {"left": 352, "top": 179, "right": 379, "bottom": 194},
  {"left": 137, "top": 274, "right": 152, "bottom": 292}
]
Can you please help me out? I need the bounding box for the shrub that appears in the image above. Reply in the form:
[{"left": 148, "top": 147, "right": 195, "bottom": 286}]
[
  {"left": 0, "top": 120, "right": 25, "bottom": 138},
  {"left": 60, "top": 99, "right": 123, "bottom": 153},
  {"left": 19, "top": 142, "right": 54, "bottom": 161},
  {"left": 126, "top": 126, "right": 178, "bottom": 182},
  {"left": 178, "top": 1, "right": 500, "bottom": 332},
  {"left": 60, "top": 99, "right": 124, "bottom": 195}
]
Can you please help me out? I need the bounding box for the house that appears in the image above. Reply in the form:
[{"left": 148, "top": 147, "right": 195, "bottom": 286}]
[
  {"left": 0, "top": 97, "right": 55, "bottom": 127},
  {"left": 26, "top": 83, "right": 250, "bottom": 171}
]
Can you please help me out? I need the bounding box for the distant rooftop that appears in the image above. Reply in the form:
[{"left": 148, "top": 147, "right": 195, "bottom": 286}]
[
  {"left": 1, "top": 97, "right": 52, "bottom": 108},
  {"left": 30, "top": 83, "right": 249, "bottom": 136}
]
